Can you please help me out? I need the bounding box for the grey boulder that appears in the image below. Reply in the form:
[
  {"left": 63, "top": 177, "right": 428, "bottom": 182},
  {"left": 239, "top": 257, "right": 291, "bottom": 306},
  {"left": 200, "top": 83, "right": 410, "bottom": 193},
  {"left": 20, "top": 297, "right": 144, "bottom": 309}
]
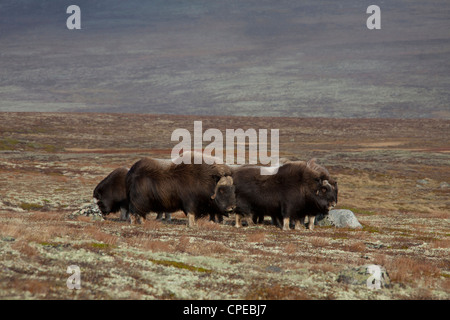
[{"left": 316, "top": 209, "right": 362, "bottom": 229}]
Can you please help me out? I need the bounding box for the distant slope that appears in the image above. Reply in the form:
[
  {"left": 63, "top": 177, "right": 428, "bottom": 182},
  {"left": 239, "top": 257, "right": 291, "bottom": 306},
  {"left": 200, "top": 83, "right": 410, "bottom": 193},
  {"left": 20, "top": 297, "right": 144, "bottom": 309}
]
[{"left": 0, "top": 0, "right": 449, "bottom": 118}]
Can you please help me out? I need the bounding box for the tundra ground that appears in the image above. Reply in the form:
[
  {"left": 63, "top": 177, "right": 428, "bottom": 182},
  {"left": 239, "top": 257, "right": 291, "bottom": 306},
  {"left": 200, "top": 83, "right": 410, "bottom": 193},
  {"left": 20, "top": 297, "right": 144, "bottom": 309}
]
[{"left": 0, "top": 112, "right": 449, "bottom": 299}]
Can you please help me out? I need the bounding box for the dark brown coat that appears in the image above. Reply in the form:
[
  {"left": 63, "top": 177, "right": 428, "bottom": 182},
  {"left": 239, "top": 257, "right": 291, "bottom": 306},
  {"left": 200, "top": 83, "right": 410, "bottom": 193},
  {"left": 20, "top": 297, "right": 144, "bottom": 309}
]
[
  {"left": 232, "top": 160, "right": 337, "bottom": 230},
  {"left": 126, "top": 157, "right": 235, "bottom": 226},
  {"left": 93, "top": 167, "right": 129, "bottom": 219},
  {"left": 287, "top": 159, "right": 338, "bottom": 230}
]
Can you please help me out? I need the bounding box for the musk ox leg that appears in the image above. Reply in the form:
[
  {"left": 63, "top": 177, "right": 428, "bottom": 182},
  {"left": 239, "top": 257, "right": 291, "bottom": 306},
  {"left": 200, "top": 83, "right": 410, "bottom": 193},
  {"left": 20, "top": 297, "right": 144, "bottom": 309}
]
[
  {"left": 209, "top": 213, "right": 221, "bottom": 223},
  {"left": 119, "top": 207, "right": 129, "bottom": 221},
  {"left": 156, "top": 212, "right": 172, "bottom": 222},
  {"left": 258, "top": 215, "right": 265, "bottom": 224},
  {"left": 283, "top": 217, "right": 290, "bottom": 231},
  {"left": 294, "top": 219, "right": 303, "bottom": 230},
  {"left": 271, "top": 215, "right": 283, "bottom": 228},
  {"left": 187, "top": 212, "right": 196, "bottom": 227},
  {"left": 308, "top": 216, "right": 315, "bottom": 231},
  {"left": 246, "top": 216, "right": 256, "bottom": 226},
  {"left": 209, "top": 214, "right": 223, "bottom": 224},
  {"left": 235, "top": 214, "right": 244, "bottom": 228},
  {"left": 129, "top": 213, "right": 142, "bottom": 225},
  {"left": 304, "top": 215, "right": 309, "bottom": 225}
]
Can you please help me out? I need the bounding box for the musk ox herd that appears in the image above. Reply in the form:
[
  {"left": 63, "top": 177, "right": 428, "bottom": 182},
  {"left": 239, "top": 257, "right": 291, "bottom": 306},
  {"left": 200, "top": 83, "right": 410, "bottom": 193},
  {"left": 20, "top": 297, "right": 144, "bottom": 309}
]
[{"left": 93, "top": 153, "right": 338, "bottom": 231}]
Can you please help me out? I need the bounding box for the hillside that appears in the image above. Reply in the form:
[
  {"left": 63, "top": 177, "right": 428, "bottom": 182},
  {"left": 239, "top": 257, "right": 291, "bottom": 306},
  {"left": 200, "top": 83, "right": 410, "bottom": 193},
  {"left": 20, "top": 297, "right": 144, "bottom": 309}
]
[
  {"left": 0, "top": 1, "right": 449, "bottom": 118},
  {"left": 0, "top": 112, "right": 448, "bottom": 299}
]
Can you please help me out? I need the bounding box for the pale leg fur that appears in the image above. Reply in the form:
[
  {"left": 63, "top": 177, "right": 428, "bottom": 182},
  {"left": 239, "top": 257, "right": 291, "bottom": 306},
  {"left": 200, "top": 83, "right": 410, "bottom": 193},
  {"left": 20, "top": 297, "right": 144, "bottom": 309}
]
[
  {"left": 188, "top": 212, "right": 196, "bottom": 227},
  {"left": 129, "top": 214, "right": 142, "bottom": 225},
  {"left": 283, "top": 217, "right": 290, "bottom": 231},
  {"left": 308, "top": 216, "right": 315, "bottom": 230},
  {"left": 235, "top": 214, "right": 243, "bottom": 228}
]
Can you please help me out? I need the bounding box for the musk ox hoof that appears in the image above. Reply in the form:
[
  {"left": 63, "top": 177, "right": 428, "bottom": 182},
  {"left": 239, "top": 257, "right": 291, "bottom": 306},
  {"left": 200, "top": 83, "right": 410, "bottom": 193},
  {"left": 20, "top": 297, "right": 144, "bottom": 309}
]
[{"left": 129, "top": 214, "right": 142, "bottom": 225}]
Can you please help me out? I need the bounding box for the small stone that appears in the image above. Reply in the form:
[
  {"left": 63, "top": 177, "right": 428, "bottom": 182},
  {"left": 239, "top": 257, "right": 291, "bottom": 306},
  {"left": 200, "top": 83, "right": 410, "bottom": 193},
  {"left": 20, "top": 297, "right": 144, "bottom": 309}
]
[
  {"left": 439, "top": 182, "right": 449, "bottom": 189},
  {"left": 91, "top": 214, "right": 105, "bottom": 222},
  {"left": 2, "top": 236, "right": 15, "bottom": 242},
  {"left": 265, "top": 265, "right": 283, "bottom": 273},
  {"left": 365, "top": 242, "right": 385, "bottom": 249}
]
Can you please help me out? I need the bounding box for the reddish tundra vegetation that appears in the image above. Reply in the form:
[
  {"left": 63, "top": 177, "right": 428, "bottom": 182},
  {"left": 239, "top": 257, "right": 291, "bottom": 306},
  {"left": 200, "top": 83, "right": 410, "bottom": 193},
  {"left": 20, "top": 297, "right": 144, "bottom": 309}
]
[{"left": 0, "top": 112, "right": 449, "bottom": 299}]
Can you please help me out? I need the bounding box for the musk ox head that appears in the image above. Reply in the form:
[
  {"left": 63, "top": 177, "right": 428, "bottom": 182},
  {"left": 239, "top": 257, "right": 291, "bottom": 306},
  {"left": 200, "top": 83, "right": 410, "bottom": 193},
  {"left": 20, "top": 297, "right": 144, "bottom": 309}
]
[
  {"left": 92, "top": 167, "right": 128, "bottom": 216},
  {"left": 211, "top": 175, "right": 236, "bottom": 215},
  {"left": 93, "top": 186, "right": 117, "bottom": 216},
  {"left": 305, "top": 158, "right": 338, "bottom": 211},
  {"left": 313, "top": 179, "right": 338, "bottom": 212}
]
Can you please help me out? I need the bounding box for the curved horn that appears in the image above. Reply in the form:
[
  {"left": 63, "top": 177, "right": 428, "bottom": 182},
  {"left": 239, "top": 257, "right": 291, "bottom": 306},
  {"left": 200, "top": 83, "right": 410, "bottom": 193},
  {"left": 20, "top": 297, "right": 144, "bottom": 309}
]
[
  {"left": 211, "top": 176, "right": 233, "bottom": 199},
  {"left": 322, "top": 180, "right": 332, "bottom": 188}
]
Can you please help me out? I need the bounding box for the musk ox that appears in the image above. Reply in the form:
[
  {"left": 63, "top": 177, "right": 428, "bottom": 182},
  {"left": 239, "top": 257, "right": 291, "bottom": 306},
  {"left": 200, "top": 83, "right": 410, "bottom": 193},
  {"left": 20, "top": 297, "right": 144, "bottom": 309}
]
[
  {"left": 93, "top": 166, "right": 173, "bottom": 223},
  {"left": 232, "top": 159, "right": 337, "bottom": 230},
  {"left": 287, "top": 159, "right": 338, "bottom": 230},
  {"left": 93, "top": 167, "right": 129, "bottom": 220},
  {"left": 126, "top": 157, "right": 236, "bottom": 226}
]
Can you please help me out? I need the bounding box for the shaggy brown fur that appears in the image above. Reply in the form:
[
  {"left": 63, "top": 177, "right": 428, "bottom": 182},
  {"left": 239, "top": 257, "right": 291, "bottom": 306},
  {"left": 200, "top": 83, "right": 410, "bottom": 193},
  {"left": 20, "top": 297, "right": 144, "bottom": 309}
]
[
  {"left": 232, "top": 160, "right": 337, "bottom": 230},
  {"left": 93, "top": 167, "right": 129, "bottom": 219},
  {"left": 126, "top": 157, "right": 235, "bottom": 226}
]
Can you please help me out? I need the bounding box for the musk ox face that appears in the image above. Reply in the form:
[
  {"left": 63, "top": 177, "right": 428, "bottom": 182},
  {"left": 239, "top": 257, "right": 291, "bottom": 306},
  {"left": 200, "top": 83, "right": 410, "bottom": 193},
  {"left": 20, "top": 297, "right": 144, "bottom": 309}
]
[
  {"left": 313, "top": 179, "right": 338, "bottom": 212},
  {"left": 92, "top": 190, "right": 109, "bottom": 215},
  {"left": 211, "top": 176, "right": 236, "bottom": 216},
  {"left": 93, "top": 190, "right": 114, "bottom": 216},
  {"left": 92, "top": 167, "right": 128, "bottom": 216},
  {"left": 330, "top": 180, "right": 338, "bottom": 207}
]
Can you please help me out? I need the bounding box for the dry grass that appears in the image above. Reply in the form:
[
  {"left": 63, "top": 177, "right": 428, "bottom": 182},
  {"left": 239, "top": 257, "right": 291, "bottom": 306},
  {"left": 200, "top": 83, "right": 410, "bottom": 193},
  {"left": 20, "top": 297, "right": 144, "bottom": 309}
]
[
  {"left": 345, "top": 241, "right": 367, "bottom": 253},
  {"left": 309, "top": 237, "right": 330, "bottom": 247},
  {"left": 387, "top": 257, "right": 442, "bottom": 283},
  {"left": 142, "top": 218, "right": 164, "bottom": 230},
  {"left": 430, "top": 239, "right": 450, "bottom": 249},
  {"left": 82, "top": 225, "right": 119, "bottom": 246},
  {"left": 177, "top": 238, "right": 231, "bottom": 256},
  {"left": 11, "top": 241, "right": 40, "bottom": 258},
  {"left": 141, "top": 240, "right": 174, "bottom": 253},
  {"left": 247, "top": 232, "right": 266, "bottom": 243},
  {"left": 0, "top": 113, "right": 449, "bottom": 299},
  {"left": 284, "top": 243, "right": 297, "bottom": 254},
  {"left": 195, "top": 217, "right": 223, "bottom": 230},
  {"left": 244, "top": 283, "right": 311, "bottom": 300}
]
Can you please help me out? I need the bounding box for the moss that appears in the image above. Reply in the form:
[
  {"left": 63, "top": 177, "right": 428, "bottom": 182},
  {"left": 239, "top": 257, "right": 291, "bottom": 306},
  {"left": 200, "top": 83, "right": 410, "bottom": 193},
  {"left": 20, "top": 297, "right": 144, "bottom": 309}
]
[
  {"left": 362, "top": 225, "right": 381, "bottom": 233},
  {"left": 39, "top": 241, "right": 60, "bottom": 248},
  {"left": 0, "top": 137, "right": 20, "bottom": 150},
  {"left": 25, "top": 142, "right": 62, "bottom": 153},
  {"left": 90, "top": 242, "right": 115, "bottom": 249},
  {"left": 20, "top": 202, "right": 44, "bottom": 211},
  {"left": 0, "top": 138, "right": 62, "bottom": 152},
  {"left": 149, "top": 258, "right": 212, "bottom": 273}
]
